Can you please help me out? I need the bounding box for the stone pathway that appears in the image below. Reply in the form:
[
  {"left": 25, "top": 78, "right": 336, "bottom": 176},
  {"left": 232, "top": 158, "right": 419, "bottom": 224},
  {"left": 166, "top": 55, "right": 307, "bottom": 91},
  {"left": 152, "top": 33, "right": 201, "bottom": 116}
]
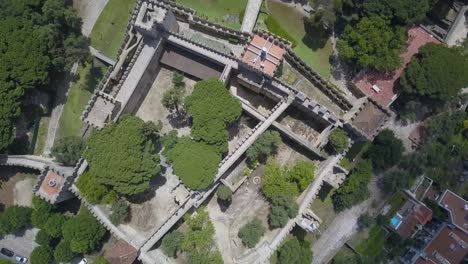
[
  {"left": 240, "top": 0, "right": 262, "bottom": 32},
  {"left": 43, "top": 63, "right": 78, "bottom": 157},
  {"left": 73, "top": 0, "right": 110, "bottom": 37}
]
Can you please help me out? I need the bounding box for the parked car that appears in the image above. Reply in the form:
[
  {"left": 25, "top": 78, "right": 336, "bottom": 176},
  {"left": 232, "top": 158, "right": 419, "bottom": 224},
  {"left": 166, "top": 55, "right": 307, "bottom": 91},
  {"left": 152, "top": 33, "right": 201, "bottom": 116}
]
[
  {"left": 15, "top": 255, "right": 28, "bottom": 263},
  {"left": 78, "top": 258, "right": 88, "bottom": 264},
  {"left": 0, "top": 248, "right": 14, "bottom": 257}
]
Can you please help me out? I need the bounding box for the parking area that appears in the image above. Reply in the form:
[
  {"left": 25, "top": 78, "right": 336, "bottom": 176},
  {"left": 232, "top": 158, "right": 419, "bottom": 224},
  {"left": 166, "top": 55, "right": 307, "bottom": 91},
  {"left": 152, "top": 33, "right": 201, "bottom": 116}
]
[{"left": 0, "top": 228, "right": 39, "bottom": 262}]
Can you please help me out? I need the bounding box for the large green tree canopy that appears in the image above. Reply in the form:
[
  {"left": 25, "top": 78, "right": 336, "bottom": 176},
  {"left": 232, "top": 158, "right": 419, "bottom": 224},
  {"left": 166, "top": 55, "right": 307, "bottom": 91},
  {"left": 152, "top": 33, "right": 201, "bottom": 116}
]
[
  {"left": 362, "top": 0, "right": 433, "bottom": 25},
  {"left": 337, "top": 16, "right": 406, "bottom": 71},
  {"left": 400, "top": 43, "right": 468, "bottom": 102},
  {"left": 185, "top": 79, "right": 241, "bottom": 154},
  {"left": 84, "top": 115, "right": 161, "bottom": 195},
  {"left": 0, "top": 0, "right": 88, "bottom": 151}
]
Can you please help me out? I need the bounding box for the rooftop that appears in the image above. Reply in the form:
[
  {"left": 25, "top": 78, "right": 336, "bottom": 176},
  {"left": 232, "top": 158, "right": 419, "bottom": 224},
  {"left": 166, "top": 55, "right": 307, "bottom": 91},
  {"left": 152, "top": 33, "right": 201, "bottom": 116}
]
[
  {"left": 415, "top": 224, "right": 468, "bottom": 264},
  {"left": 104, "top": 240, "right": 138, "bottom": 264},
  {"left": 351, "top": 100, "right": 390, "bottom": 138},
  {"left": 438, "top": 189, "right": 468, "bottom": 233},
  {"left": 37, "top": 170, "right": 66, "bottom": 201},
  {"left": 352, "top": 27, "right": 441, "bottom": 107},
  {"left": 241, "top": 34, "right": 286, "bottom": 77}
]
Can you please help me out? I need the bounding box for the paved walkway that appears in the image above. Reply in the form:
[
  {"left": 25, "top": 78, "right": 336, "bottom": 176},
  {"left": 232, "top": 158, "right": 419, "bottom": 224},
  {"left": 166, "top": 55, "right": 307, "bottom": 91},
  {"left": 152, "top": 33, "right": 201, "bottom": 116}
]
[
  {"left": 240, "top": 0, "right": 262, "bottom": 32},
  {"left": 43, "top": 63, "right": 78, "bottom": 157},
  {"left": 90, "top": 46, "right": 116, "bottom": 66},
  {"left": 0, "top": 155, "right": 75, "bottom": 175},
  {"left": 445, "top": 5, "right": 468, "bottom": 46},
  {"left": 73, "top": 0, "right": 110, "bottom": 37}
]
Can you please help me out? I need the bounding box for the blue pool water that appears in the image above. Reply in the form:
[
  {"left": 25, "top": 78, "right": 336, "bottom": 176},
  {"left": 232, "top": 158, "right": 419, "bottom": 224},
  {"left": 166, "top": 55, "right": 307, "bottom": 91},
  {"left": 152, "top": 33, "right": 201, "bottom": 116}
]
[{"left": 390, "top": 215, "right": 402, "bottom": 228}]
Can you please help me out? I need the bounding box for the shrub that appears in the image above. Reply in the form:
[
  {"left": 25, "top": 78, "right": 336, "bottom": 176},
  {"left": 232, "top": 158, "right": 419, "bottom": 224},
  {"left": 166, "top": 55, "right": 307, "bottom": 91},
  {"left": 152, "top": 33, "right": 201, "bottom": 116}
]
[
  {"left": 30, "top": 246, "right": 52, "bottom": 264},
  {"left": 110, "top": 199, "right": 129, "bottom": 225},
  {"left": 268, "top": 195, "right": 298, "bottom": 228},
  {"left": 328, "top": 128, "right": 349, "bottom": 153},
  {"left": 31, "top": 196, "right": 54, "bottom": 228},
  {"left": 238, "top": 218, "right": 265, "bottom": 248},
  {"left": 264, "top": 16, "right": 297, "bottom": 48},
  {"left": 76, "top": 172, "right": 108, "bottom": 204},
  {"left": 161, "top": 231, "right": 184, "bottom": 258},
  {"left": 216, "top": 185, "right": 232, "bottom": 202},
  {"left": 54, "top": 240, "right": 75, "bottom": 263},
  {"left": 51, "top": 136, "right": 85, "bottom": 165},
  {"left": 101, "top": 190, "right": 118, "bottom": 205},
  {"left": 246, "top": 131, "right": 281, "bottom": 162},
  {"left": 228, "top": 37, "right": 239, "bottom": 44},
  {"left": 288, "top": 160, "right": 315, "bottom": 191},
  {"left": 0, "top": 206, "right": 32, "bottom": 235},
  {"left": 261, "top": 162, "right": 299, "bottom": 201},
  {"left": 35, "top": 229, "right": 52, "bottom": 246}
]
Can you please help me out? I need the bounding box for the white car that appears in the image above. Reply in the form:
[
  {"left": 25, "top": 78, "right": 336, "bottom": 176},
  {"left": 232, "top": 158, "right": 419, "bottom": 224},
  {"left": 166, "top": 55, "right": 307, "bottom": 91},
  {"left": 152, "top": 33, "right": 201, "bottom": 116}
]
[
  {"left": 78, "top": 258, "right": 88, "bottom": 264},
  {"left": 15, "top": 256, "right": 28, "bottom": 263}
]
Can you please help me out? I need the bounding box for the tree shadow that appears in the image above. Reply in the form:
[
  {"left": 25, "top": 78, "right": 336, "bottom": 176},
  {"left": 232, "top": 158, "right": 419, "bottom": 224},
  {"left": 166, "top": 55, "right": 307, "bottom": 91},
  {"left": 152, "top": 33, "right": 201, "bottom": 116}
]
[
  {"left": 126, "top": 172, "right": 167, "bottom": 204},
  {"left": 217, "top": 198, "right": 231, "bottom": 213},
  {"left": 302, "top": 20, "right": 330, "bottom": 51},
  {"left": 167, "top": 112, "right": 191, "bottom": 130}
]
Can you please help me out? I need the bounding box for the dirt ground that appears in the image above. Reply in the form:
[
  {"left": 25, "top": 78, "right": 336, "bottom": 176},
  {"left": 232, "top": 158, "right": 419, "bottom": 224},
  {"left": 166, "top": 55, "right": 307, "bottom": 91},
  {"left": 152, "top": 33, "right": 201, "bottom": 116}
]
[
  {"left": 230, "top": 80, "right": 276, "bottom": 116},
  {"left": 0, "top": 167, "right": 37, "bottom": 209},
  {"left": 227, "top": 116, "right": 258, "bottom": 153},
  {"left": 207, "top": 170, "right": 275, "bottom": 264},
  {"left": 136, "top": 67, "right": 197, "bottom": 136},
  {"left": 277, "top": 109, "right": 328, "bottom": 144}
]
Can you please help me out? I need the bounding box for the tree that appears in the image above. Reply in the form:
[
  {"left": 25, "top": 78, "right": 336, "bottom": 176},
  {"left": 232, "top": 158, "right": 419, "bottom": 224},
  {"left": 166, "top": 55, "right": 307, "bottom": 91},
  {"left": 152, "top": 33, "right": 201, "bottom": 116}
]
[
  {"left": 166, "top": 138, "right": 220, "bottom": 190},
  {"left": 0, "top": 206, "right": 32, "bottom": 235},
  {"left": 358, "top": 213, "right": 373, "bottom": 230},
  {"left": 304, "top": 0, "right": 342, "bottom": 37},
  {"left": 84, "top": 115, "right": 161, "bottom": 195},
  {"left": 101, "top": 190, "right": 118, "bottom": 205},
  {"left": 62, "top": 210, "right": 106, "bottom": 253},
  {"left": 261, "top": 163, "right": 299, "bottom": 201},
  {"left": 172, "top": 72, "right": 185, "bottom": 89},
  {"left": 277, "top": 238, "right": 313, "bottom": 264},
  {"left": 51, "top": 136, "right": 85, "bottom": 165},
  {"left": 31, "top": 196, "right": 54, "bottom": 228},
  {"left": 162, "top": 88, "right": 185, "bottom": 115},
  {"left": 35, "top": 230, "right": 52, "bottom": 246},
  {"left": 363, "top": 0, "right": 433, "bottom": 25},
  {"left": 337, "top": 16, "right": 406, "bottom": 71},
  {"left": 94, "top": 256, "right": 110, "bottom": 264},
  {"left": 328, "top": 128, "right": 349, "bottom": 153},
  {"left": 181, "top": 207, "right": 215, "bottom": 253},
  {"left": 30, "top": 246, "right": 52, "bottom": 264},
  {"left": 110, "top": 199, "right": 128, "bottom": 225},
  {"left": 43, "top": 213, "right": 66, "bottom": 238},
  {"left": 332, "top": 160, "right": 373, "bottom": 211},
  {"left": 216, "top": 185, "right": 232, "bottom": 202},
  {"left": 382, "top": 170, "right": 413, "bottom": 194},
  {"left": 268, "top": 195, "right": 298, "bottom": 228},
  {"left": 246, "top": 131, "right": 281, "bottom": 162},
  {"left": 161, "top": 231, "right": 184, "bottom": 258},
  {"left": 288, "top": 161, "right": 315, "bottom": 191},
  {"left": 238, "top": 218, "right": 266, "bottom": 248},
  {"left": 54, "top": 240, "right": 75, "bottom": 263},
  {"left": 368, "top": 129, "right": 404, "bottom": 170},
  {"left": 400, "top": 43, "right": 468, "bottom": 102},
  {"left": 0, "top": 0, "right": 88, "bottom": 152},
  {"left": 185, "top": 79, "right": 241, "bottom": 154},
  {"left": 75, "top": 172, "right": 108, "bottom": 204},
  {"left": 187, "top": 250, "right": 223, "bottom": 264}
]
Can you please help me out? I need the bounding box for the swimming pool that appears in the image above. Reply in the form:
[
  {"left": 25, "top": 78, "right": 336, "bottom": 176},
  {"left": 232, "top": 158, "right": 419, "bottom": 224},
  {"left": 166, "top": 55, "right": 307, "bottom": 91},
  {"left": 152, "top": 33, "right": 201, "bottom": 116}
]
[{"left": 390, "top": 215, "right": 402, "bottom": 228}]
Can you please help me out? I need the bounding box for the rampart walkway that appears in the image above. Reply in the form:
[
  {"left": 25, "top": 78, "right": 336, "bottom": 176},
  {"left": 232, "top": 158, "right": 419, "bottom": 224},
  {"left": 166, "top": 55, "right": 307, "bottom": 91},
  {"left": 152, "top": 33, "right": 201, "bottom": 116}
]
[
  {"left": 0, "top": 155, "right": 75, "bottom": 176},
  {"left": 89, "top": 46, "right": 116, "bottom": 66},
  {"left": 241, "top": 0, "right": 262, "bottom": 32}
]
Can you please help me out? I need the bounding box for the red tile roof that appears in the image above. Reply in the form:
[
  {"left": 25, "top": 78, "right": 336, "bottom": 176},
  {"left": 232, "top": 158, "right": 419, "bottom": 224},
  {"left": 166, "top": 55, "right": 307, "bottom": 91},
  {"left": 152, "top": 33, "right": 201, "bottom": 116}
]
[
  {"left": 352, "top": 27, "right": 441, "bottom": 107},
  {"left": 394, "top": 200, "right": 433, "bottom": 239},
  {"left": 439, "top": 190, "right": 468, "bottom": 233},
  {"left": 242, "top": 34, "right": 286, "bottom": 77},
  {"left": 418, "top": 225, "right": 468, "bottom": 264},
  {"left": 351, "top": 100, "right": 389, "bottom": 138},
  {"left": 104, "top": 240, "right": 138, "bottom": 264},
  {"left": 39, "top": 170, "right": 65, "bottom": 197}
]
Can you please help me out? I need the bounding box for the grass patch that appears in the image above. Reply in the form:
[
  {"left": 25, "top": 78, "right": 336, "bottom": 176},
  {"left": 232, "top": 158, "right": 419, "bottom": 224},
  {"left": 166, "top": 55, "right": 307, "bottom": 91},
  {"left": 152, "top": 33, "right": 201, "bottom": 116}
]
[
  {"left": 267, "top": 0, "right": 332, "bottom": 78},
  {"left": 90, "top": 0, "right": 135, "bottom": 59},
  {"left": 57, "top": 62, "right": 104, "bottom": 139},
  {"left": 264, "top": 16, "right": 297, "bottom": 48},
  {"left": 33, "top": 117, "right": 50, "bottom": 155},
  {"left": 355, "top": 225, "right": 385, "bottom": 258},
  {"left": 177, "top": 0, "right": 248, "bottom": 29}
]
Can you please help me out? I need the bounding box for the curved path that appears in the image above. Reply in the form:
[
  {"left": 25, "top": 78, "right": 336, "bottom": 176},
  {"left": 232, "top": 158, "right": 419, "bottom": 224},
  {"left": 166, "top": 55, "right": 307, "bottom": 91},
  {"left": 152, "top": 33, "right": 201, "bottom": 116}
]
[
  {"left": 240, "top": 0, "right": 262, "bottom": 32},
  {"left": 0, "top": 155, "right": 75, "bottom": 176}
]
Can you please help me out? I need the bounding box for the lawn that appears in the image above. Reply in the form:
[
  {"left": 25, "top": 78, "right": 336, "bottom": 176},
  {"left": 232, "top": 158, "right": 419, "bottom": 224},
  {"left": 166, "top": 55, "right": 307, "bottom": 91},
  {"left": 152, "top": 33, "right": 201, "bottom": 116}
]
[
  {"left": 310, "top": 184, "right": 337, "bottom": 230},
  {"left": 266, "top": 0, "right": 332, "bottom": 78},
  {"left": 177, "top": 0, "right": 248, "bottom": 29},
  {"left": 33, "top": 117, "right": 50, "bottom": 155},
  {"left": 90, "top": 0, "right": 135, "bottom": 59},
  {"left": 355, "top": 225, "right": 386, "bottom": 258},
  {"left": 57, "top": 62, "right": 105, "bottom": 139}
]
